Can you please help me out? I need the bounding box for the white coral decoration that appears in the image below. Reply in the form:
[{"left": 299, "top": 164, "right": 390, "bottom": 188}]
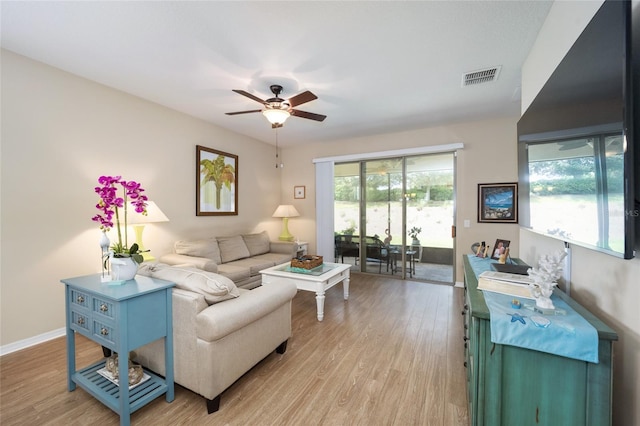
[
  {"left": 528, "top": 250, "right": 567, "bottom": 284},
  {"left": 527, "top": 250, "right": 567, "bottom": 309}
]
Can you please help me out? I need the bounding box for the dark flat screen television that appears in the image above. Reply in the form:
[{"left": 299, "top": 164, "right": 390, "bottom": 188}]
[{"left": 517, "top": 0, "right": 637, "bottom": 259}]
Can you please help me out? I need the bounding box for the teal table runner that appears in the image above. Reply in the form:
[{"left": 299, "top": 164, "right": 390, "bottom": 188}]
[
  {"left": 467, "top": 255, "right": 599, "bottom": 363},
  {"left": 466, "top": 253, "right": 504, "bottom": 275}
]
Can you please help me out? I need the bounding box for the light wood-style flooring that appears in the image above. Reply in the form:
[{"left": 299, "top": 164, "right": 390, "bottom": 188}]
[{"left": 0, "top": 274, "right": 469, "bottom": 425}]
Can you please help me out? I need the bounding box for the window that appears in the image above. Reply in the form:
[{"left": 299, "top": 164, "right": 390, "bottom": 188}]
[{"left": 527, "top": 133, "right": 624, "bottom": 252}]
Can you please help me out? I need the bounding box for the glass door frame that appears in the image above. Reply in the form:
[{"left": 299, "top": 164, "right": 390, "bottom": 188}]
[{"left": 335, "top": 151, "right": 457, "bottom": 282}]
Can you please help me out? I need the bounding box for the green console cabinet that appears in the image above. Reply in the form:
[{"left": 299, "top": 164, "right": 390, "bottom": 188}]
[{"left": 463, "top": 255, "right": 617, "bottom": 426}]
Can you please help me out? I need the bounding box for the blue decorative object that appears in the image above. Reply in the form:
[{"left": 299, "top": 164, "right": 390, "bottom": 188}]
[
  {"left": 288, "top": 265, "right": 324, "bottom": 274},
  {"left": 280, "top": 263, "right": 338, "bottom": 276},
  {"left": 511, "top": 299, "right": 521, "bottom": 309},
  {"left": 531, "top": 316, "right": 551, "bottom": 328},
  {"left": 508, "top": 312, "right": 526, "bottom": 324}
]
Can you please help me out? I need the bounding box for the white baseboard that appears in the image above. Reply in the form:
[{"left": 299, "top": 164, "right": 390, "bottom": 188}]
[{"left": 0, "top": 328, "right": 66, "bottom": 356}]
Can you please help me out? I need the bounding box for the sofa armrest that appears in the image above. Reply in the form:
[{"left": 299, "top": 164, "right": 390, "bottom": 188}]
[
  {"left": 134, "top": 288, "right": 208, "bottom": 390},
  {"left": 196, "top": 281, "right": 297, "bottom": 342},
  {"left": 269, "top": 241, "right": 297, "bottom": 256},
  {"left": 160, "top": 253, "right": 218, "bottom": 273}
]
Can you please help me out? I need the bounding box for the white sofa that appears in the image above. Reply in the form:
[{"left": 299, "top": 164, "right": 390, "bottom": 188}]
[
  {"left": 159, "top": 231, "right": 297, "bottom": 289},
  {"left": 135, "top": 263, "right": 298, "bottom": 413}
]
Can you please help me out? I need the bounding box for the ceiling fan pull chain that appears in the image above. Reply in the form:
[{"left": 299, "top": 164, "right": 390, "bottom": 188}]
[{"left": 275, "top": 127, "right": 281, "bottom": 169}]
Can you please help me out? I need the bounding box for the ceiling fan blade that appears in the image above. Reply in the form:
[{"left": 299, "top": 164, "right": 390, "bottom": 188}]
[
  {"left": 232, "top": 89, "right": 267, "bottom": 105},
  {"left": 291, "top": 109, "right": 327, "bottom": 122},
  {"left": 288, "top": 90, "right": 317, "bottom": 108},
  {"left": 225, "top": 109, "right": 262, "bottom": 116}
]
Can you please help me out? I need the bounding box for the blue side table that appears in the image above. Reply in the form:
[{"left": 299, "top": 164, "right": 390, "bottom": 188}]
[{"left": 61, "top": 274, "right": 175, "bottom": 426}]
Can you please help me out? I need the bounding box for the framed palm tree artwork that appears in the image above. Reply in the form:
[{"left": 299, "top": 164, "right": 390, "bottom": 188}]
[{"left": 197, "top": 145, "right": 238, "bottom": 216}]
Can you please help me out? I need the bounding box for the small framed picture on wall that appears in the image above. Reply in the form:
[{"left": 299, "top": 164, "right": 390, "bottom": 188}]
[{"left": 294, "top": 186, "right": 306, "bottom": 199}]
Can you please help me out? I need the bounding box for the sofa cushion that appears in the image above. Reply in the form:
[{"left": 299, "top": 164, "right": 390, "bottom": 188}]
[
  {"left": 174, "top": 238, "right": 222, "bottom": 265},
  {"left": 217, "top": 235, "right": 251, "bottom": 263},
  {"left": 227, "top": 257, "right": 276, "bottom": 276},
  {"left": 138, "top": 263, "right": 239, "bottom": 305},
  {"left": 216, "top": 263, "right": 251, "bottom": 282},
  {"left": 252, "top": 252, "right": 294, "bottom": 266},
  {"left": 242, "top": 231, "right": 271, "bottom": 256}
]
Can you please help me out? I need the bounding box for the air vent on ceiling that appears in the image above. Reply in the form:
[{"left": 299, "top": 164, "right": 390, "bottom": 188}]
[{"left": 462, "top": 66, "right": 502, "bottom": 87}]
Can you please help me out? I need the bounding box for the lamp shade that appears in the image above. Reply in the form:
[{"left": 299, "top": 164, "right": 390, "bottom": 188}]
[
  {"left": 272, "top": 204, "right": 300, "bottom": 218},
  {"left": 263, "top": 108, "right": 291, "bottom": 125},
  {"left": 127, "top": 201, "right": 170, "bottom": 224}
]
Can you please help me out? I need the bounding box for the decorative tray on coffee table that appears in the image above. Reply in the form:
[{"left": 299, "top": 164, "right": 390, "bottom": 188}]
[
  {"left": 291, "top": 255, "right": 323, "bottom": 270},
  {"left": 280, "top": 259, "right": 338, "bottom": 276}
]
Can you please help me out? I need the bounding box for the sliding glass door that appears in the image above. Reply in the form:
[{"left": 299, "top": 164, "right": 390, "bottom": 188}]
[
  {"left": 362, "top": 158, "right": 402, "bottom": 273},
  {"left": 334, "top": 152, "right": 455, "bottom": 283},
  {"left": 405, "top": 153, "right": 455, "bottom": 283}
]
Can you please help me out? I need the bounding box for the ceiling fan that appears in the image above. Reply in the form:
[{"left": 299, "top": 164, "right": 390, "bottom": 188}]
[{"left": 226, "top": 84, "right": 326, "bottom": 128}]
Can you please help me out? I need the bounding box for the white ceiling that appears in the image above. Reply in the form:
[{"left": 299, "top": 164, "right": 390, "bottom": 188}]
[{"left": 1, "top": 1, "right": 553, "bottom": 147}]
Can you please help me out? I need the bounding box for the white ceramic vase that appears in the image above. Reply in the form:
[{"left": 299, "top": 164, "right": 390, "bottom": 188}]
[{"left": 110, "top": 256, "right": 138, "bottom": 281}]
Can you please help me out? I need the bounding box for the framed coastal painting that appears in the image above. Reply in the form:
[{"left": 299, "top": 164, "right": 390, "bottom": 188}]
[
  {"left": 196, "top": 145, "right": 238, "bottom": 216},
  {"left": 478, "top": 183, "right": 518, "bottom": 223}
]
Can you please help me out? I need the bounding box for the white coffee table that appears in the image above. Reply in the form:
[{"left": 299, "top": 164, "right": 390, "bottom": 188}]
[{"left": 260, "top": 262, "right": 351, "bottom": 321}]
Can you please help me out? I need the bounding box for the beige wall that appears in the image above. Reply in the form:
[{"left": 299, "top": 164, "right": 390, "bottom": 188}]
[
  {"left": 0, "top": 49, "right": 283, "bottom": 347},
  {"left": 521, "top": 1, "right": 640, "bottom": 425},
  {"left": 1, "top": 48, "right": 523, "bottom": 351},
  {"left": 278, "top": 116, "right": 522, "bottom": 284}
]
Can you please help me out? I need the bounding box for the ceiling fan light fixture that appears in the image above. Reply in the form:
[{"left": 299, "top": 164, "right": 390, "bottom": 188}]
[
  {"left": 228, "top": 85, "right": 324, "bottom": 125},
  {"left": 262, "top": 108, "right": 291, "bottom": 125}
]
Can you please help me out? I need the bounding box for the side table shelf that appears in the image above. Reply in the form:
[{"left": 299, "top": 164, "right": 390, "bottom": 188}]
[
  {"left": 61, "top": 274, "right": 176, "bottom": 426},
  {"left": 74, "top": 361, "right": 167, "bottom": 414}
]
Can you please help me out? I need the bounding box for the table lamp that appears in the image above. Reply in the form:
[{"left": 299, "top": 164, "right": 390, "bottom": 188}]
[
  {"left": 272, "top": 204, "right": 299, "bottom": 242},
  {"left": 127, "top": 201, "right": 169, "bottom": 261}
]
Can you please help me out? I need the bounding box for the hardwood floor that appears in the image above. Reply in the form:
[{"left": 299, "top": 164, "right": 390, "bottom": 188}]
[{"left": 0, "top": 274, "right": 469, "bottom": 425}]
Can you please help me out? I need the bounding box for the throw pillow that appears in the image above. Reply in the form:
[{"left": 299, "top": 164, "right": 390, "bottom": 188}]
[
  {"left": 242, "top": 231, "right": 271, "bottom": 256},
  {"left": 217, "top": 235, "right": 251, "bottom": 263},
  {"left": 138, "top": 263, "right": 239, "bottom": 304},
  {"left": 174, "top": 238, "right": 222, "bottom": 264}
]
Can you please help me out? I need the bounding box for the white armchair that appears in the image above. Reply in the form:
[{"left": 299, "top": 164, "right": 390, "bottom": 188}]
[{"left": 134, "top": 263, "right": 297, "bottom": 413}]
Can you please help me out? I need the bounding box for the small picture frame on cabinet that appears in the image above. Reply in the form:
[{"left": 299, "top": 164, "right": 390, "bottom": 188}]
[
  {"left": 294, "top": 186, "right": 306, "bottom": 199},
  {"left": 491, "top": 239, "right": 510, "bottom": 260}
]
